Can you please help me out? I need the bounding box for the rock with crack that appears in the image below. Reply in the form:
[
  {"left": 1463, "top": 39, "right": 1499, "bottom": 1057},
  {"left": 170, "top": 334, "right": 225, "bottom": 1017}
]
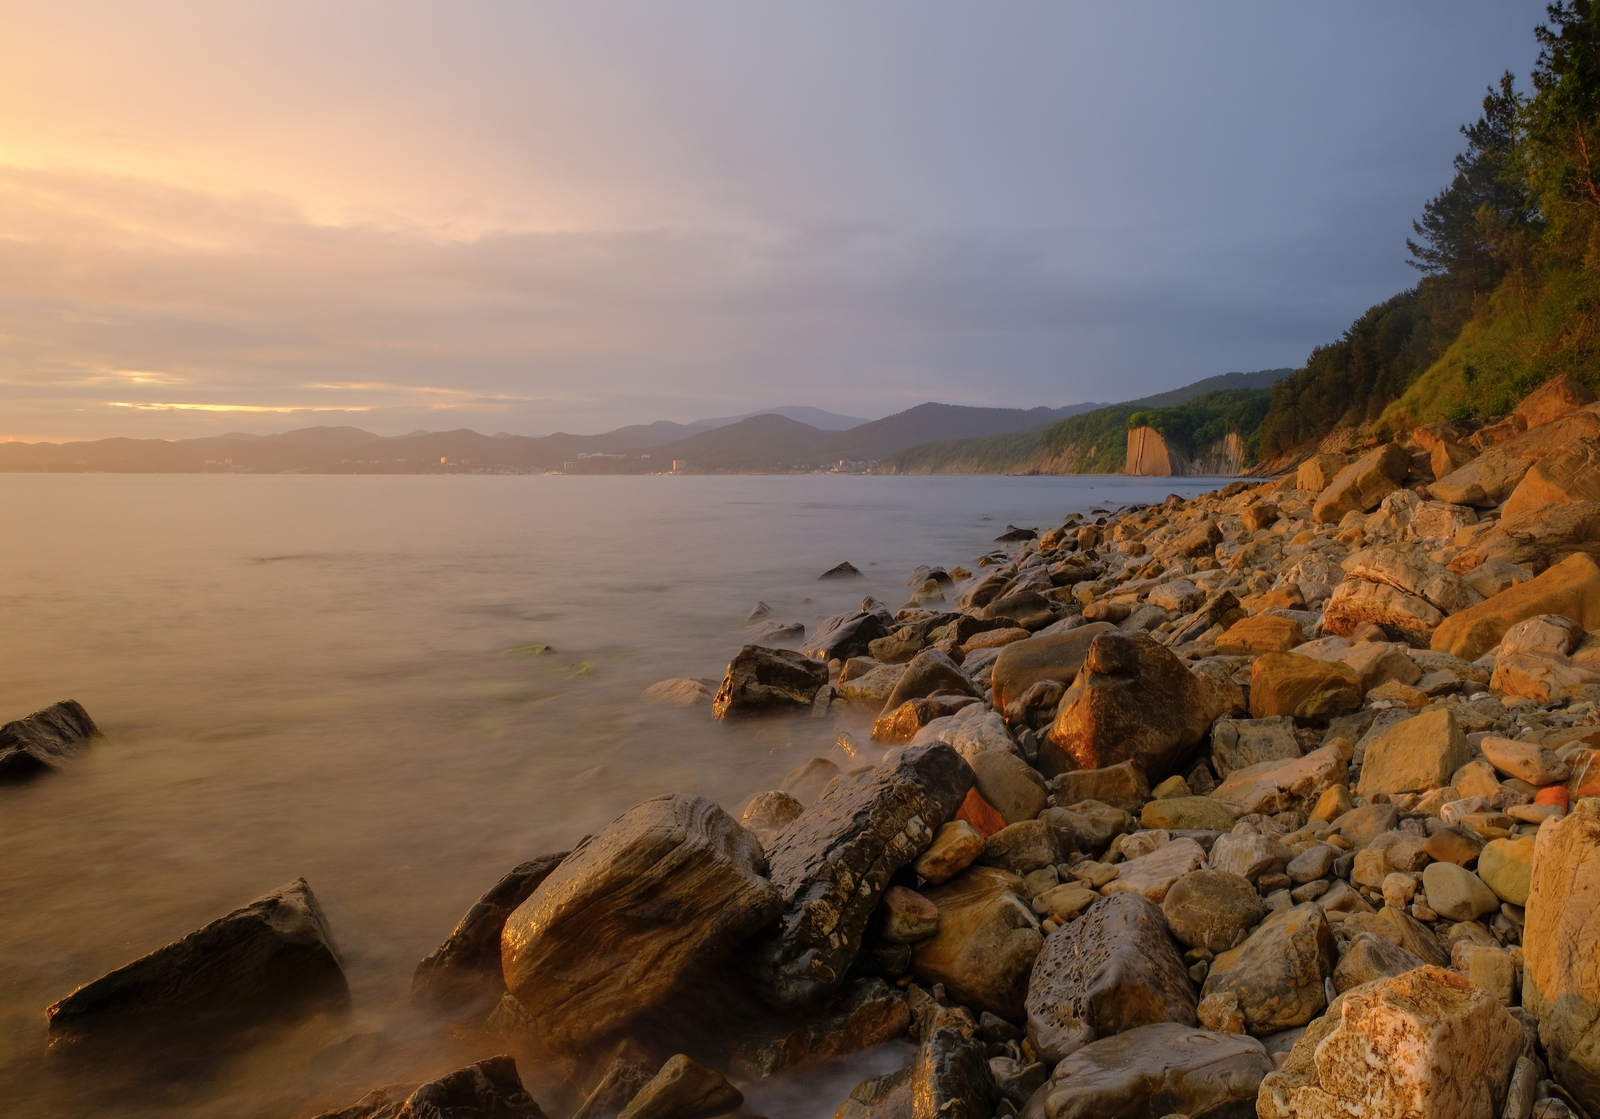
[
  {"left": 500, "top": 795, "right": 781, "bottom": 1050},
  {"left": 751, "top": 744, "right": 973, "bottom": 1009}
]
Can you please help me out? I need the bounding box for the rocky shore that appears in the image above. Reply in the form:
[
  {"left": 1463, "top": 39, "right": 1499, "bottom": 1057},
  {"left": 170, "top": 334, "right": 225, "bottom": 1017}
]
[{"left": 26, "top": 374, "right": 1600, "bottom": 1118}]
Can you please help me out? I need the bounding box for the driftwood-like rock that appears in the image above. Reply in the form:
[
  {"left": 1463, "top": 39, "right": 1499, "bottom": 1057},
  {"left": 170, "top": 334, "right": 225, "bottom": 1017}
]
[
  {"left": 501, "top": 794, "right": 780, "bottom": 1050},
  {"left": 0, "top": 699, "right": 98, "bottom": 780}
]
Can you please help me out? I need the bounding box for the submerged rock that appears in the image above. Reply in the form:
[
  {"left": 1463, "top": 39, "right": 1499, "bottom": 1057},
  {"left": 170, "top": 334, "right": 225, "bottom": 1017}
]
[
  {"left": 47, "top": 878, "right": 347, "bottom": 1044},
  {"left": 0, "top": 699, "right": 98, "bottom": 780}
]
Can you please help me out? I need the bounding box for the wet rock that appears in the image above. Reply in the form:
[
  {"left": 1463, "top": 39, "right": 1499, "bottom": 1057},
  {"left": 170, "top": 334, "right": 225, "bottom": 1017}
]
[
  {"left": 1522, "top": 796, "right": 1600, "bottom": 1099},
  {"left": 1312, "top": 442, "right": 1410, "bottom": 524},
  {"left": 872, "top": 697, "right": 980, "bottom": 744},
  {"left": 1039, "top": 801, "right": 1135, "bottom": 855},
  {"left": 1332, "top": 931, "right": 1427, "bottom": 992},
  {"left": 911, "top": 867, "right": 1043, "bottom": 1018},
  {"left": 802, "top": 610, "right": 891, "bottom": 662},
  {"left": 1208, "top": 745, "right": 1347, "bottom": 817},
  {"left": 0, "top": 699, "right": 98, "bottom": 780},
  {"left": 740, "top": 791, "right": 805, "bottom": 852},
  {"left": 412, "top": 853, "right": 567, "bottom": 1007},
  {"left": 1264, "top": 967, "right": 1525, "bottom": 1119},
  {"left": 313, "top": 1056, "right": 547, "bottom": 1119},
  {"left": 1210, "top": 717, "right": 1301, "bottom": 780},
  {"left": 47, "top": 878, "right": 347, "bottom": 1044},
  {"left": 754, "top": 744, "right": 973, "bottom": 1009},
  {"left": 1099, "top": 837, "right": 1208, "bottom": 903},
  {"left": 979, "top": 590, "right": 1057, "bottom": 630},
  {"left": 781, "top": 757, "right": 844, "bottom": 804},
  {"left": 1200, "top": 902, "right": 1335, "bottom": 1033},
  {"left": 1023, "top": 1022, "right": 1273, "bottom": 1119},
  {"left": 879, "top": 649, "right": 981, "bottom": 714},
  {"left": 913, "top": 820, "right": 986, "bottom": 885},
  {"left": 712, "top": 646, "right": 829, "bottom": 719},
  {"left": 1024, "top": 893, "right": 1196, "bottom": 1062},
  {"left": 988, "top": 624, "right": 1116, "bottom": 715},
  {"left": 501, "top": 795, "right": 780, "bottom": 1050},
  {"left": 880, "top": 886, "right": 940, "bottom": 944},
  {"left": 980, "top": 820, "right": 1062, "bottom": 875},
  {"left": 617, "top": 1055, "right": 742, "bottom": 1119},
  {"left": 820, "top": 562, "right": 864, "bottom": 580},
  {"left": 1248, "top": 653, "right": 1362, "bottom": 722},
  {"left": 642, "top": 679, "right": 713, "bottom": 707},
  {"left": 1356, "top": 707, "right": 1471, "bottom": 796},
  {"left": 836, "top": 662, "right": 906, "bottom": 708},
  {"left": 832, "top": 1066, "right": 913, "bottom": 1119},
  {"left": 739, "top": 978, "right": 911, "bottom": 1076},
  {"left": 1049, "top": 761, "right": 1149, "bottom": 814},
  {"left": 968, "top": 750, "right": 1047, "bottom": 825},
  {"left": 1161, "top": 870, "right": 1268, "bottom": 954},
  {"left": 1047, "top": 632, "right": 1215, "bottom": 782},
  {"left": 914, "top": 1026, "right": 998, "bottom": 1119},
  {"left": 572, "top": 1055, "right": 658, "bottom": 1119}
]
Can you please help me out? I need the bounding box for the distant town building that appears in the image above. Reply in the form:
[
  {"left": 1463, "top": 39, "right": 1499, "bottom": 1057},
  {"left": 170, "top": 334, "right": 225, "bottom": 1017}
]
[{"left": 671, "top": 460, "right": 687, "bottom": 473}]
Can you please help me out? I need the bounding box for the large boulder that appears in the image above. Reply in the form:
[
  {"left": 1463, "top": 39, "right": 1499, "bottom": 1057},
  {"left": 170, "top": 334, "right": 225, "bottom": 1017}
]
[
  {"left": 1523, "top": 795, "right": 1600, "bottom": 1100},
  {"left": 1512, "top": 372, "right": 1596, "bottom": 428},
  {"left": 1312, "top": 443, "right": 1411, "bottom": 524},
  {"left": 1503, "top": 436, "right": 1600, "bottom": 519},
  {"left": 1322, "top": 579, "right": 1445, "bottom": 647},
  {"left": 738, "top": 977, "right": 911, "bottom": 1076},
  {"left": 989, "top": 624, "right": 1116, "bottom": 715},
  {"left": 1435, "top": 552, "right": 1600, "bottom": 661},
  {"left": 1356, "top": 707, "right": 1471, "bottom": 796},
  {"left": 1261, "top": 967, "right": 1526, "bottom": 1119},
  {"left": 879, "top": 649, "right": 981, "bottom": 715},
  {"left": 911, "top": 867, "right": 1043, "bottom": 1019},
  {"left": 915, "top": 1027, "right": 999, "bottom": 1119},
  {"left": 753, "top": 744, "right": 973, "bottom": 1009},
  {"left": 46, "top": 878, "right": 346, "bottom": 1043},
  {"left": 412, "top": 853, "right": 568, "bottom": 1007},
  {"left": 0, "top": 699, "right": 98, "bottom": 780},
  {"left": 1046, "top": 632, "right": 1215, "bottom": 782},
  {"left": 1248, "top": 654, "right": 1362, "bottom": 722},
  {"left": 1297, "top": 454, "right": 1348, "bottom": 493},
  {"left": 1331, "top": 931, "right": 1428, "bottom": 993},
  {"left": 1162, "top": 870, "right": 1268, "bottom": 954},
  {"left": 1214, "top": 615, "right": 1304, "bottom": 655},
  {"left": 1200, "top": 902, "right": 1335, "bottom": 1034},
  {"left": 967, "top": 750, "right": 1047, "bottom": 825},
  {"left": 1453, "top": 501, "right": 1600, "bottom": 576},
  {"left": 1209, "top": 744, "right": 1347, "bottom": 817},
  {"left": 500, "top": 795, "right": 780, "bottom": 1050},
  {"left": 1023, "top": 893, "right": 1196, "bottom": 1063},
  {"left": 1431, "top": 448, "right": 1536, "bottom": 507},
  {"left": 801, "top": 610, "right": 890, "bottom": 662},
  {"left": 1341, "top": 546, "right": 1482, "bottom": 615},
  {"left": 311, "top": 1056, "right": 547, "bottom": 1119},
  {"left": 712, "top": 646, "right": 829, "bottom": 719},
  {"left": 1022, "top": 1023, "right": 1274, "bottom": 1119}
]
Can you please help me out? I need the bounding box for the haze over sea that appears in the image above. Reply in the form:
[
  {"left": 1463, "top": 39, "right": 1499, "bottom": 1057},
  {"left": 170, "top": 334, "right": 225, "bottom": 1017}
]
[{"left": 0, "top": 472, "right": 1224, "bottom": 1119}]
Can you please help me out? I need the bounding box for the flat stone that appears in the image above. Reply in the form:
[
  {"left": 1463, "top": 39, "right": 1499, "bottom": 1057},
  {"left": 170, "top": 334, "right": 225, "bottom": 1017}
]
[
  {"left": 1435, "top": 551, "right": 1600, "bottom": 661},
  {"left": 753, "top": 744, "right": 973, "bottom": 1008},
  {"left": 836, "top": 663, "right": 906, "bottom": 708},
  {"left": 979, "top": 820, "right": 1062, "bottom": 875},
  {"left": 1027, "top": 1022, "right": 1274, "bottom": 1119},
  {"left": 1452, "top": 942, "right": 1518, "bottom": 1006},
  {"left": 1312, "top": 443, "right": 1410, "bottom": 524},
  {"left": 1038, "top": 801, "right": 1135, "bottom": 855},
  {"left": 967, "top": 750, "right": 1047, "bottom": 825},
  {"left": 872, "top": 697, "right": 980, "bottom": 744},
  {"left": 1341, "top": 545, "right": 1482, "bottom": 615},
  {"left": 1215, "top": 614, "right": 1304, "bottom": 655},
  {"left": 1023, "top": 893, "right": 1196, "bottom": 1063},
  {"left": 46, "top": 878, "right": 347, "bottom": 1044},
  {"left": 1356, "top": 707, "right": 1472, "bottom": 796},
  {"left": 712, "top": 646, "right": 829, "bottom": 719},
  {"left": 641, "top": 679, "right": 713, "bottom": 707},
  {"left": 1201, "top": 902, "right": 1335, "bottom": 1034},
  {"left": 1523, "top": 797, "right": 1600, "bottom": 1100},
  {"left": 1248, "top": 653, "right": 1362, "bottom": 722},
  {"left": 500, "top": 795, "right": 780, "bottom": 1050},
  {"left": 911, "top": 867, "right": 1043, "bottom": 1019},
  {"left": 1209, "top": 829, "right": 1293, "bottom": 882},
  {"left": 1161, "top": 870, "right": 1267, "bottom": 954},
  {"left": 1420, "top": 861, "right": 1501, "bottom": 922},
  {"left": 1099, "top": 837, "right": 1207, "bottom": 903}
]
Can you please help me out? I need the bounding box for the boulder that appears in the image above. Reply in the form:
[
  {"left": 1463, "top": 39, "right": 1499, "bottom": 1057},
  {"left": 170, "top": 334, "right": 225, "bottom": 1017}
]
[
  {"left": 1209, "top": 745, "right": 1348, "bottom": 817},
  {"left": 1434, "top": 552, "right": 1600, "bottom": 660},
  {"left": 1503, "top": 436, "right": 1600, "bottom": 519},
  {"left": 642, "top": 679, "right": 713, "bottom": 707},
  {"left": 46, "top": 878, "right": 347, "bottom": 1043},
  {"left": 1023, "top": 1022, "right": 1274, "bottom": 1119},
  {"left": 1341, "top": 545, "right": 1483, "bottom": 615},
  {"left": 1161, "top": 517, "right": 1223, "bottom": 560},
  {"left": 1477, "top": 836, "right": 1535, "bottom": 906},
  {"left": 1189, "top": 657, "right": 1249, "bottom": 720},
  {"left": 1215, "top": 615, "right": 1304, "bottom": 655},
  {"left": 739, "top": 977, "right": 911, "bottom": 1076},
  {"left": 1332, "top": 931, "right": 1427, "bottom": 993},
  {"left": 879, "top": 649, "right": 981, "bottom": 714},
  {"left": 1148, "top": 579, "right": 1205, "bottom": 614},
  {"left": 1264, "top": 967, "right": 1525, "bottom": 1119},
  {"left": 872, "top": 697, "right": 979, "bottom": 744},
  {"left": 1210, "top": 717, "right": 1301, "bottom": 780},
  {"left": 979, "top": 590, "right": 1056, "bottom": 630},
  {"left": 913, "top": 820, "right": 987, "bottom": 885},
  {"left": 1322, "top": 579, "right": 1444, "bottom": 647},
  {"left": 967, "top": 750, "right": 1047, "bottom": 826},
  {"left": 1208, "top": 829, "right": 1292, "bottom": 883},
  {"left": 1479, "top": 735, "right": 1571, "bottom": 786},
  {"left": 1356, "top": 707, "right": 1472, "bottom": 796},
  {"left": 1139, "top": 796, "right": 1235, "bottom": 832},
  {"left": 880, "top": 887, "right": 940, "bottom": 944},
  {"left": 1407, "top": 500, "right": 1479, "bottom": 543},
  {"left": 1453, "top": 502, "right": 1600, "bottom": 576},
  {"left": 311, "top": 1056, "right": 546, "bottom": 1119},
  {"left": 1420, "top": 861, "right": 1500, "bottom": 921},
  {"left": 740, "top": 791, "right": 805, "bottom": 852},
  {"left": 1515, "top": 372, "right": 1597, "bottom": 427},
  {"left": 989, "top": 624, "right": 1116, "bottom": 715},
  {"left": 801, "top": 611, "right": 890, "bottom": 662},
  {"left": 820, "top": 562, "right": 865, "bottom": 580},
  {"left": 836, "top": 663, "right": 907, "bottom": 708},
  {"left": 1099, "top": 837, "right": 1208, "bottom": 904},
  {"left": 1432, "top": 448, "right": 1536, "bottom": 507},
  {"left": 500, "top": 796, "right": 779, "bottom": 1050},
  {"left": 1297, "top": 454, "right": 1348, "bottom": 493},
  {"left": 911, "top": 867, "right": 1043, "bottom": 1019},
  {"left": 0, "top": 699, "right": 98, "bottom": 780},
  {"left": 1248, "top": 654, "right": 1362, "bottom": 721},
  {"left": 1500, "top": 613, "right": 1585, "bottom": 656},
  {"left": 712, "top": 646, "right": 829, "bottom": 719},
  {"left": 1039, "top": 802, "right": 1135, "bottom": 855},
  {"left": 1049, "top": 762, "right": 1149, "bottom": 814},
  {"left": 1023, "top": 894, "right": 1196, "bottom": 1063},
  {"left": 617, "top": 1055, "right": 742, "bottom": 1119},
  {"left": 1161, "top": 870, "right": 1268, "bottom": 954},
  {"left": 782, "top": 757, "right": 844, "bottom": 804},
  {"left": 1046, "top": 632, "right": 1215, "bottom": 782},
  {"left": 1200, "top": 902, "right": 1335, "bottom": 1033},
  {"left": 412, "top": 853, "right": 568, "bottom": 1007},
  {"left": 1312, "top": 443, "right": 1411, "bottom": 523},
  {"left": 1522, "top": 796, "right": 1600, "bottom": 1099},
  {"left": 914, "top": 1027, "right": 998, "bottom": 1119},
  {"left": 980, "top": 820, "right": 1061, "bottom": 874},
  {"left": 1493, "top": 651, "right": 1600, "bottom": 704},
  {"left": 753, "top": 745, "right": 973, "bottom": 1009}
]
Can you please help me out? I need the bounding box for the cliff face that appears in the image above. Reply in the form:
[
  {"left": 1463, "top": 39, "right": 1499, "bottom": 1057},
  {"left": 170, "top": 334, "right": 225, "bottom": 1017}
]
[
  {"left": 1124, "top": 426, "right": 1174, "bottom": 475},
  {"left": 1121, "top": 427, "right": 1246, "bottom": 477}
]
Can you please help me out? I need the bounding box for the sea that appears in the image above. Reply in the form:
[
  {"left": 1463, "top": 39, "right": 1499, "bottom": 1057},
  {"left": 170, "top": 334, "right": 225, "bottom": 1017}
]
[{"left": 0, "top": 472, "right": 1229, "bottom": 1118}]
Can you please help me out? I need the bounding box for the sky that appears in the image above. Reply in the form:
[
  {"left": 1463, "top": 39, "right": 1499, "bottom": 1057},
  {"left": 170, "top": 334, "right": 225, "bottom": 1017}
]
[{"left": 0, "top": 1, "right": 1553, "bottom": 441}]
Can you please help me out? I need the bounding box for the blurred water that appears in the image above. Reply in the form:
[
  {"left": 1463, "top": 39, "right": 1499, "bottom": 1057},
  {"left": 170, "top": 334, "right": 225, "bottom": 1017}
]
[{"left": 0, "top": 472, "right": 1224, "bottom": 1118}]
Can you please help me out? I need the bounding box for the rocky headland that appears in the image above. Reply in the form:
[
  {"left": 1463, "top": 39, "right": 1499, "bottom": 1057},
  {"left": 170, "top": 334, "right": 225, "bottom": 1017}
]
[{"left": 26, "top": 374, "right": 1600, "bottom": 1119}]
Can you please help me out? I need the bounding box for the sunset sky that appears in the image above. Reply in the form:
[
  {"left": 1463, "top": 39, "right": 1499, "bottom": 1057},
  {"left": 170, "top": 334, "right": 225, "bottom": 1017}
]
[{"left": 0, "top": 2, "right": 1549, "bottom": 441}]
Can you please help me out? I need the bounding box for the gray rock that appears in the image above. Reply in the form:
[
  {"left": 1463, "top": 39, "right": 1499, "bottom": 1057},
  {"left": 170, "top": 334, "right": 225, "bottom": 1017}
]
[
  {"left": 1331, "top": 932, "right": 1426, "bottom": 993},
  {"left": 1209, "top": 716, "right": 1301, "bottom": 780},
  {"left": 573, "top": 1057, "right": 657, "bottom": 1119},
  {"left": 1200, "top": 902, "right": 1335, "bottom": 1034},
  {"left": 802, "top": 610, "right": 890, "bottom": 662},
  {"left": 501, "top": 795, "right": 781, "bottom": 1050},
  {"left": 1285, "top": 844, "right": 1337, "bottom": 885},
  {"left": 1161, "top": 870, "right": 1268, "bottom": 955},
  {"left": 1038, "top": 802, "right": 1135, "bottom": 855},
  {"left": 712, "top": 646, "right": 829, "bottom": 719},
  {"left": 47, "top": 878, "right": 346, "bottom": 1043},
  {"left": 736, "top": 978, "right": 910, "bottom": 1076},
  {"left": 980, "top": 820, "right": 1062, "bottom": 874},
  {"left": 412, "top": 853, "right": 568, "bottom": 1008},
  {"left": 311, "top": 1056, "right": 547, "bottom": 1119},
  {"left": 1207, "top": 830, "right": 1292, "bottom": 883},
  {"left": 1024, "top": 894, "right": 1197, "bottom": 1063},
  {"left": 752, "top": 744, "right": 974, "bottom": 1009},
  {"left": 0, "top": 699, "right": 98, "bottom": 780}
]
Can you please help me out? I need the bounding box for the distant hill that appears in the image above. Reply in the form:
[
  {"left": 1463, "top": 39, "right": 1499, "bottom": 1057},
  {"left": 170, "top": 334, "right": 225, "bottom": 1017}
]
[
  {"left": 693, "top": 405, "right": 869, "bottom": 431},
  {"left": 878, "top": 369, "right": 1293, "bottom": 475}
]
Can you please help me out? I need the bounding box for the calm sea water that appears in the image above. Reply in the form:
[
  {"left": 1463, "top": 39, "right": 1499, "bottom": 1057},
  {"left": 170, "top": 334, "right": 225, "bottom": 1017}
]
[{"left": 0, "top": 473, "right": 1226, "bottom": 1119}]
